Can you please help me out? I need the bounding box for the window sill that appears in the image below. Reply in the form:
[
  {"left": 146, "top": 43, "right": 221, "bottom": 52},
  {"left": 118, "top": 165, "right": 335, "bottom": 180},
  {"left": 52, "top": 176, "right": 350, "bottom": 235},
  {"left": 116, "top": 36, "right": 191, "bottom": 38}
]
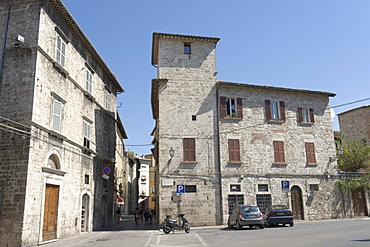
[
  {"left": 53, "top": 61, "right": 69, "bottom": 77},
  {"left": 228, "top": 161, "right": 242, "bottom": 164},
  {"left": 267, "top": 119, "right": 285, "bottom": 124},
  {"left": 181, "top": 161, "right": 198, "bottom": 164},
  {"left": 48, "top": 130, "right": 65, "bottom": 142},
  {"left": 84, "top": 91, "right": 95, "bottom": 102},
  {"left": 223, "top": 117, "right": 242, "bottom": 120},
  {"left": 299, "top": 122, "right": 314, "bottom": 125},
  {"left": 272, "top": 163, "right": 287, "bottom": 167},
  {"left": 305, "top": 163, "right": 317, "bottom": 167}
]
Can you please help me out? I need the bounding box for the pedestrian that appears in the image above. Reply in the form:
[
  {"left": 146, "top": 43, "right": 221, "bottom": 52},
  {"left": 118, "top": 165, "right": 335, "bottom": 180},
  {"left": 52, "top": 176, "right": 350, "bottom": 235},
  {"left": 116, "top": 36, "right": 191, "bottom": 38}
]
[
  {"left": 148, "top": 208, "right": 153, "bottom": 224},
  {"left": 134, "top": 208, "right": 140, "bottom": 225},
  {"left": 139, "top": 208, "right": 144, "bottom": 222},
  {"left": 115, "top": 208, "right": 121, "bottom": 223},
  {"left": 144, "top": 208, "right": 150, "bottom": 225}
]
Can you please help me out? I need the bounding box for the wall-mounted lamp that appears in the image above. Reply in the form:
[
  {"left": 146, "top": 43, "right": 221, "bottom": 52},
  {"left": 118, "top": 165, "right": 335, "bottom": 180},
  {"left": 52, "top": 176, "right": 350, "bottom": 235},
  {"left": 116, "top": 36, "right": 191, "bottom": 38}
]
[
  {"left": 240, "top": 175, "right": 244, "bottom": 179},
  {"left": 169, "top": 147, "right": 175, "bottom": 158}
]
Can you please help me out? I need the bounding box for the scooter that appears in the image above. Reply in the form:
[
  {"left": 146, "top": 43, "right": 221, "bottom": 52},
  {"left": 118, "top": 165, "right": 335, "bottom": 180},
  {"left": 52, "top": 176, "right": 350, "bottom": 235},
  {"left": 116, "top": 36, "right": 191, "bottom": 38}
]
[{"left": 162, "top": 213, "right": 190, "bottom": 234}]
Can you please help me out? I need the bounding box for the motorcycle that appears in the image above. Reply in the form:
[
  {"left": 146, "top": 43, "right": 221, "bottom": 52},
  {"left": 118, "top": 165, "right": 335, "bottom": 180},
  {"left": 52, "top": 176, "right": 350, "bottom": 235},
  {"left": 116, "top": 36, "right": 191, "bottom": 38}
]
[{"left": 162, "top": 213, "right": 190, "bottom": 234}]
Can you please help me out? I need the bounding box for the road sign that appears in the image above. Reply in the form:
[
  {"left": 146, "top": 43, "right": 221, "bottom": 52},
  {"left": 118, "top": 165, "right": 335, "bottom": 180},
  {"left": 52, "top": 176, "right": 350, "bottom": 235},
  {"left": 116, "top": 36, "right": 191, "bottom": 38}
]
[
  {"left": 102, "top": 167, "right": 111, "bottom": 175},
  {"left": 177, "top": 185, "right": 185, "bottom": 194},
  {"left": 281, "top": 181, "right": 290, "bottom": 192}
]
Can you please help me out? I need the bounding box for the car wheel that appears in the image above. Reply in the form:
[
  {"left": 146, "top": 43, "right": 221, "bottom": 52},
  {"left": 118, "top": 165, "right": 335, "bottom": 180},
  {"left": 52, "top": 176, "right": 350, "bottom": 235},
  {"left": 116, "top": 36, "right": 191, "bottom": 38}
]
[
  {"left": 289, "top": 222, "right": 294, "bottom": 227},
  {"left": 259, "top": 224, "right": 264, "bottom": 229},
  {"left": 267, "top": 221, "right": 272, "bottom": 227},
  {"left": 237, "top": 221, "right": 242, "bottom": 230}
]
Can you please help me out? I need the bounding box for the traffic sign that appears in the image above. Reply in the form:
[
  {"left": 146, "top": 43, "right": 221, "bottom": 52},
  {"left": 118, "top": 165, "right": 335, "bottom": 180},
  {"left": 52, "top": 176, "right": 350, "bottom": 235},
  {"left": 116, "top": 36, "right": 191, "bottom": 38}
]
[
  {"left": 177, "top": 185, "right": 185, "bottom": 194},
  {"left": 281, "top": 181, "right": 290, "bottom": 192},
  {"left": 102, "top": 167, "right": 111, "bottom": 175}
]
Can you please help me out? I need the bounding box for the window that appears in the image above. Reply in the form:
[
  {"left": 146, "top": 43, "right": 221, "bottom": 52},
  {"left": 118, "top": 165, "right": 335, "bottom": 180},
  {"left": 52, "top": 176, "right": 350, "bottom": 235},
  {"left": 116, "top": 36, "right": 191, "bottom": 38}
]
[
  {"left": 298, "top": 108, "right": 314, "bottom": 123},
  {"left": 258, "top": 184, "right": 269, "bottom": 192},
  {"left": 52, "top": 100, "right": 62, "bottom": 132},
  {"left": 228, "top": 195, "right": 244, "bottom": 214},
  {"left": 265, "top": 100, "right": 285, "bottom": 121},
  {"left": 84, "top": 174, "right": 89, "bottom": 184},
  {"left": 103, "top": 135, "right": 110, "bottom": 157},
  {"left": 86, "top": 69, "right": 93, "bottom": 94},
  {"left": 184, "top": 185, "right": 196, "bottom": 193},
  {"left": 228, "top": 139, "right": 241, "bottom": 162},
  {"left": 105, "top": 90, "right": 111, "bottom": 111},
  {"left": 309, "top": 184, "right": 319, "bottom": 191},
  {"left": 183, "top": 138, "right": 196, "bottom": 161},
  {"left": 230, "top": 184, "right": 241, "bottom": 192},
  {"left": 83, "top": 121, "right": 91, "bottom": 148},
  {"left": 305, "top": 142, "right": 317, "bottom": 164},
  {"left": 220, "top": 97, "right": 243, "bottom": 118},
  {"left": 56, "top": 36, "right": 66, "bottom": 67},
  {"left": 273, "top": 141, "right": 285, "bottom": 163},
  {"left": 256, "top": 194, "right": 272, "bottom": 211},
  {"left": 184, "top": 43, "right": 191, "bottom": 54}
]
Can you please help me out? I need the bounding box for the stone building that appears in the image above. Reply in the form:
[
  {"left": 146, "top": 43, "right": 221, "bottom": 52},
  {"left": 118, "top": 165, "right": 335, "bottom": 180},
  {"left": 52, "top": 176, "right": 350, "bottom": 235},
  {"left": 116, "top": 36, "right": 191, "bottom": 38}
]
[
  {"left": 0, "top": 1, "right": 123, "bottom": 246},
  {"left": 151, "top": 32, "right": 347, "bottom": 226},
  {"left": 338, "top": 105, "right": 370, "bottom": 144}
]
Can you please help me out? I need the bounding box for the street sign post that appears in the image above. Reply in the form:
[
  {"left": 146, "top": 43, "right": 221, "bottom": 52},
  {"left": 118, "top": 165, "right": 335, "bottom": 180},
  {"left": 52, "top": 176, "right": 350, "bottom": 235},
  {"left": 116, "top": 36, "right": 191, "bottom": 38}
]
[{"left": 102, "top": 167, "right": 111, "bottom": 175}]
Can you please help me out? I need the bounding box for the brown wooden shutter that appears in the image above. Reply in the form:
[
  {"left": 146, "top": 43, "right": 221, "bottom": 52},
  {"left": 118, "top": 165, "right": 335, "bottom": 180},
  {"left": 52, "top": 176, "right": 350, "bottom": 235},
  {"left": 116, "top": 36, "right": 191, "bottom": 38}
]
[
  {"left": 237, "top": 98, "right": 243, "bottom": 119},
  {"left": 184, "top": 138, "right": 196, "bottom": 161},
  {"left": 265, "top": 100, "right": 271, "bottom": 120},
  {"left": 280, "top": 101, "right": 286, "bottom": 121},
  {"left": 309, "top": 108, "right": 315, "bottom": 123},
  {"left": 298, "top": 108, "right": 303, "bottom": 122},
  {"left": 305, "top": 142, "right": 316, "bottom": 164},
  {"left": 273, "top": 141, "right": 285, "bottom": 163},
  {"left": 228, "top": 139, "right": 240, "bottom": 162},
  {"left": 220, "top": 97, "right": 227, "bottom": 118}
]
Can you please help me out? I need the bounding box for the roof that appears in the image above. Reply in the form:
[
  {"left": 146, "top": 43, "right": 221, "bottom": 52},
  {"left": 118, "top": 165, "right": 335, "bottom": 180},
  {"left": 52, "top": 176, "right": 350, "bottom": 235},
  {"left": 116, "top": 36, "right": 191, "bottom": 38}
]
[
  {"left": 337, "top": 105, "right": 370, "bottom": 116},
  {"left": 217, "top": 81, "right": 336, "bottom": 97},
  {"left": 152, "top": 32, "right": 220, "bottom": 65},
  {"left": 50, "top": 0, "right": 124, "bottom": 93}
]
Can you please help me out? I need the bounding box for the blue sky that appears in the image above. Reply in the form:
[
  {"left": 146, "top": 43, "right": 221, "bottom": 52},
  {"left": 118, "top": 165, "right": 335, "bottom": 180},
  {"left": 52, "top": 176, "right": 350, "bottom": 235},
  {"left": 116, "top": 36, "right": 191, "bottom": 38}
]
[{"left": 62, "top": 0, "right": 370, "bottom": 157}]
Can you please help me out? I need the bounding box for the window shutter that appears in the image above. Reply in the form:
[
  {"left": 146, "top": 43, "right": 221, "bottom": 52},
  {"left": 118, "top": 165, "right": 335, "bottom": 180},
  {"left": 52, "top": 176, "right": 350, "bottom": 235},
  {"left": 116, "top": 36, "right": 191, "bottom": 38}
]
[
  {"left": 220, "top": 97, "right": 227, "bottom": 118},
  {"left": 228, "top": 139, "right": 240, "bottom": 162},
  {"left": 309, "top": 108, "right": 315, "bottom": 123},
  {"left": 280, "top": 101, "right": 286, "bottom": 121},
  {"left": 265, "top": 100, "right": 271, "bottom": 120},
  {"left": 273, "top": 141, "right": 285, "bottom": 163},
  {"left": 237, "top": 98, "right": 243, "bottom": 119},
  {"left": 183, "top": 138, "right": 196, "bottom": 161},
  {"left": 298, "top": 108, "right": 303, "bottom": 122},
  {"left": 305, "top": 142, "right": 316, "bottom": 164}
]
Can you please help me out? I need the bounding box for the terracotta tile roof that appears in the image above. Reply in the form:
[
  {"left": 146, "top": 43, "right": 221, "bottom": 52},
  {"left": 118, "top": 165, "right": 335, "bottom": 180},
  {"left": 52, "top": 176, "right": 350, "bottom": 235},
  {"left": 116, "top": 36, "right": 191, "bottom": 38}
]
[
  {"left": 50, "top": 0, "right": 123, "bottom": 92},
  {"left": 217, "top": 81, "right": 336, "bottom": 97}
]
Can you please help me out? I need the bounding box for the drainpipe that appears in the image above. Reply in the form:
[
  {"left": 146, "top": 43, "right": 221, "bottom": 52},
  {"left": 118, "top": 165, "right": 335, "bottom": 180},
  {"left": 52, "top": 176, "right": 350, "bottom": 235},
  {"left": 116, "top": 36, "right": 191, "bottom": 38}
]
[{"left": 0, "top": 4, "right": 10, "bottom": 84}]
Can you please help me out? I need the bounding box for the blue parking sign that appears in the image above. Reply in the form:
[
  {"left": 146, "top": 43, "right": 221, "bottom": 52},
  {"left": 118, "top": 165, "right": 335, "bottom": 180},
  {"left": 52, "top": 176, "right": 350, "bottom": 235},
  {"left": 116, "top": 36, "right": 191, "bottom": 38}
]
[
  {"left": 281, "top": 181, "right": 290, "bottom": 189},
  {"left": 177, "top": 185, "right": 185, "bottom": 193}
]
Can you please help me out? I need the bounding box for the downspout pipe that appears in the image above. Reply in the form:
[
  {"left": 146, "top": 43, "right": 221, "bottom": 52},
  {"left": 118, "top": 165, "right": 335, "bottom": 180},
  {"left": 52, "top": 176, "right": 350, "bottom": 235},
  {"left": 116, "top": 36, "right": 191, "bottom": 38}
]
[
  {"left": 0, "top": 4, "right": 10, "bottom": 84},
  {"left": 215, "top": 82, "right": 223, "bottom": 225}
]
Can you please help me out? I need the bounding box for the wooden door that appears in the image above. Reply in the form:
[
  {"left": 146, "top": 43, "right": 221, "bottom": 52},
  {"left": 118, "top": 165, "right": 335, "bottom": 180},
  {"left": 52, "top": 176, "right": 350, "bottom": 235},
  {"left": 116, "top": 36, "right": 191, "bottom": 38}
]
[
  {"left": 352, "top": 188, "right": 368, "bottom": 217},
  {"left": 291, "top": 186, "right": 304, "bottom": 220},
  {"left": 43, "top": 184, "right": 59, "bottom": 241}
]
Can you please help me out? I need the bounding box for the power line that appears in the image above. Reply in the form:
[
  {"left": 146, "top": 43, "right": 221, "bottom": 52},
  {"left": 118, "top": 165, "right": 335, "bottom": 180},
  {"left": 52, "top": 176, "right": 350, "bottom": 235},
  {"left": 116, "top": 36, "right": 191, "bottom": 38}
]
[{"left": 331, "top": 97, "right": 370, "bottom": 109}]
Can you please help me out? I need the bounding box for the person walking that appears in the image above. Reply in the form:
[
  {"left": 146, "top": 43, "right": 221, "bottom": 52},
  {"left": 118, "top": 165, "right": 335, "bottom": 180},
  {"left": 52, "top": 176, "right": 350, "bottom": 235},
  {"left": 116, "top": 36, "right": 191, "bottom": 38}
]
[
  {"left": 148, "top": 208, "right": 153, "bottom": 224},
  {"left": 144, "top": 208, "right": 150, "bottom": 225},
  {"left": 134, "top": 208, "right": 140, "bottom": 225}
]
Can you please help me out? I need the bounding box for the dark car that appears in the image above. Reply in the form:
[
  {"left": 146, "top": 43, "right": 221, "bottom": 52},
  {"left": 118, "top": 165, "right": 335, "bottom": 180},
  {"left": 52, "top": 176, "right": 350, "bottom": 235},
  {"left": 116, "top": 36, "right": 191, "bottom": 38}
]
[
  {"left": 264, "top": 205, "right": 294, "bottom": 227},
  {"left": 228, "top": 205, "right": 264, "bottom": 230}
]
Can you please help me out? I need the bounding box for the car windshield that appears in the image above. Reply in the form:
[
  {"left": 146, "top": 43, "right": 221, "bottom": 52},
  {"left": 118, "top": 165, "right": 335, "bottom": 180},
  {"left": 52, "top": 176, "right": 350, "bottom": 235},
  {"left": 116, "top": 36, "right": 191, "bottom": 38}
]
[
  {"left": 241, "top": 206, "right": 258, "bottom": 212},
  {"left": 271, "top": 205, "right": 288, "bottom": 210}
]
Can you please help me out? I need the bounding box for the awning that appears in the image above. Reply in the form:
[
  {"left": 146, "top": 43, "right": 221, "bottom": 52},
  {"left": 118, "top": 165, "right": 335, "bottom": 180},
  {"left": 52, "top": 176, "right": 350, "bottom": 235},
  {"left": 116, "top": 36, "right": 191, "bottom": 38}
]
[{"left": 138, "top": 197, "right": 147, "bottom": 204}]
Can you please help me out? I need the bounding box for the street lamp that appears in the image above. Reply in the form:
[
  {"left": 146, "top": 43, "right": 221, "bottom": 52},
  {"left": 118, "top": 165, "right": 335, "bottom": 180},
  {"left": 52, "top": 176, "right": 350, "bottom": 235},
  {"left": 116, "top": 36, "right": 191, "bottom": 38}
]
[
  {"left": 329, "top": 147, "right": 344, "bottom": 162},
  {"left": 169, "top": 147, "right": 174, "bottom": 158}
]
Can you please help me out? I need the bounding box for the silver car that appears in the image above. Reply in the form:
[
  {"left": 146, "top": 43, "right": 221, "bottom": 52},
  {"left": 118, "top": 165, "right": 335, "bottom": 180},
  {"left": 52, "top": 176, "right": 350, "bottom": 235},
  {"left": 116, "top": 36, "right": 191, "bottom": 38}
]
[{"left": 228, "top": 205, "right": 265, "bottom": 229}]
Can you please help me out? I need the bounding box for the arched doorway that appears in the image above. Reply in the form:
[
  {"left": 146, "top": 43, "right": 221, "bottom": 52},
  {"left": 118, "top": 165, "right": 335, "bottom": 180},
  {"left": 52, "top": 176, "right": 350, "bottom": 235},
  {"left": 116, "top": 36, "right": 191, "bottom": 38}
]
[
  {"left": 291, "top": 186, "right": 304, "bottom": 220},
  {"left": 81, "top": 194, "right": 90, "bottom": 232}
]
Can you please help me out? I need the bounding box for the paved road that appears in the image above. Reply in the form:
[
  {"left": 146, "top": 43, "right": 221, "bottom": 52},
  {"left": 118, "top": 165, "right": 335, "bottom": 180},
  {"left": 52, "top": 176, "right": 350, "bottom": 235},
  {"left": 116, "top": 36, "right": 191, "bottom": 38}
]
[{"left": 45, "top": 216, "right": 370, "bottom": 247}]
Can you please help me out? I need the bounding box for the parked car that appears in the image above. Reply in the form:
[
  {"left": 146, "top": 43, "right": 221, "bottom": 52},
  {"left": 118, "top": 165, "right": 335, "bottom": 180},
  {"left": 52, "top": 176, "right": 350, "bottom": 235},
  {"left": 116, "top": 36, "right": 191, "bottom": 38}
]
[
  {"left": 228, "top": 205, "right": 264, "bottom": 229},
  {"left": 264, "top": 205, "right": 294, "bottom": 227}
]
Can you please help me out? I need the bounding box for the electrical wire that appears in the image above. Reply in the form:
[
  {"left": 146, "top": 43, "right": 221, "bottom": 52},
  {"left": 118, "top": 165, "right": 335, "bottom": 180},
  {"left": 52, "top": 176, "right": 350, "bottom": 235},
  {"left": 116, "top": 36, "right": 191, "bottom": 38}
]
[{"left": 331, "top": 97, "right": 370, "bottom": 109}]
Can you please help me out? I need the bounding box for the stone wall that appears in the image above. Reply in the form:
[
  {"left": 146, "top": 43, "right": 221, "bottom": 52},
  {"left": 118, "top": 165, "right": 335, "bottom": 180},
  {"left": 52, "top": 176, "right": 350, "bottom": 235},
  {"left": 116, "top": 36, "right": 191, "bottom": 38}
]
[{"left": 338, "top": 106, "right": 370, "bottom": 144}]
